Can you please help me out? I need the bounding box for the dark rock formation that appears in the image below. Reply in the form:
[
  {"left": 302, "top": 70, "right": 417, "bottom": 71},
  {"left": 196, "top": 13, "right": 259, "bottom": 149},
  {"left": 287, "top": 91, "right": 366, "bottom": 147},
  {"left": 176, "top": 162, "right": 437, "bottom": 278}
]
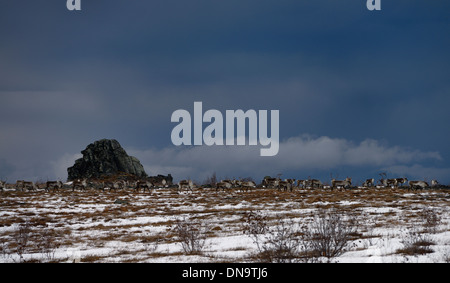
[{"left": 67, "top": 139, "right": 148, "bottom": 181}]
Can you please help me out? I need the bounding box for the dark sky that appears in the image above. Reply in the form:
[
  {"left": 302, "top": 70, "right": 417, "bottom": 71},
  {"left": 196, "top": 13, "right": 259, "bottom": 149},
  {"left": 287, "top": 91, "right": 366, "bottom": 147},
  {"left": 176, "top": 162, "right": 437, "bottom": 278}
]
[{"left": 1, "top": 0, "right": 449, "bottom": 184}]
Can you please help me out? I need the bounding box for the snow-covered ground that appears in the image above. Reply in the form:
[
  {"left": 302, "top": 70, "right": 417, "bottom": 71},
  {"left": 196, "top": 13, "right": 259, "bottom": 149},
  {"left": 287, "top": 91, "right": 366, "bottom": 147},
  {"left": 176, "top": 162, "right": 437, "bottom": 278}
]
[{"left": 0, "top": 187, "right": 449, "bottom": 263}]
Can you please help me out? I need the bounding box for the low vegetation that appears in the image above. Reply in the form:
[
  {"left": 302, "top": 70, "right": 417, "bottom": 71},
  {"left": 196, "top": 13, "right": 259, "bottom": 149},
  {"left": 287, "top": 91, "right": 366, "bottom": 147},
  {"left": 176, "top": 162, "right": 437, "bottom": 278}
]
[{"left": 0, "top": 186, "right": 449, "bottom": 262}]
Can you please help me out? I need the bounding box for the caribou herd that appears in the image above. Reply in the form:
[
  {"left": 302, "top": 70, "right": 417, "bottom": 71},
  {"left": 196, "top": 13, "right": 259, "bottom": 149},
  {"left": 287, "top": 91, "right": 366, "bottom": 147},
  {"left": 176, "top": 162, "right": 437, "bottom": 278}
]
[
  {"left": 200, "top": 176, "right": 440, "bottom": 192},
  {"left": 0, "top": 176, "right": 445, "bottom": 194}
]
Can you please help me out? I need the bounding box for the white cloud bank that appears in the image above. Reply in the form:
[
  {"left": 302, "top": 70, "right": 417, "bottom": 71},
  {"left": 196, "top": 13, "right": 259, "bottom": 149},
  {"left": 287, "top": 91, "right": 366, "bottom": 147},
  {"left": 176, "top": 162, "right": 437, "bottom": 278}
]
[{"left": 126, "top": 135, "right": 444, "bottom": 183}]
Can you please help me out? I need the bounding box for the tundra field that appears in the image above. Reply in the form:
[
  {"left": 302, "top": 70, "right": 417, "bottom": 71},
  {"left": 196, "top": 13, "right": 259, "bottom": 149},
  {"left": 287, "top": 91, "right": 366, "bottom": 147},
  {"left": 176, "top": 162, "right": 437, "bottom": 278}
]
[{"left": 1, "top": 185, "right": 450, "bottom": 263}]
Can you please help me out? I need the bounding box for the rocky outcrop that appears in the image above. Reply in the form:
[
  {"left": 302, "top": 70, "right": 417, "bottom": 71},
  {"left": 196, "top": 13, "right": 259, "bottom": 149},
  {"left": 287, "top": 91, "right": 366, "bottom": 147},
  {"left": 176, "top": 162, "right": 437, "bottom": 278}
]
[{"left": 67, "top": 139, "right": 148, "bottom": 181}]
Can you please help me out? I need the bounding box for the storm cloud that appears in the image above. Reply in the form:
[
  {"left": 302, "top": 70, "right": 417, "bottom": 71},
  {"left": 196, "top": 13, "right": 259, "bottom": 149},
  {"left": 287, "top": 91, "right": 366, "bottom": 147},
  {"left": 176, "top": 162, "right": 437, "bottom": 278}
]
[
  {"left": 126, "top": 135, "right": 443, "bottom": 183},
  {"left": 1, "top": 1, "right": 449, "bottom": 183}
]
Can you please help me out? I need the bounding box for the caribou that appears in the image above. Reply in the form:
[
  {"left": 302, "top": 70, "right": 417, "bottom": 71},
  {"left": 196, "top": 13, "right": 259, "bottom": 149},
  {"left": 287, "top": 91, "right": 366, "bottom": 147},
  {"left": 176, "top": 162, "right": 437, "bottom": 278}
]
[
  {"left": 385, "top": 178, "right": 398, "bottom": 188},
  {"left": 216, "top": 180, "right": 233, "bottom": 192},
  {"left": 134, "top": 180, "right": 154, "bottom": 193},
  {"left": 106, "top": 180, "right": 127, "bottom": 192},
  {"left": 4, "top": 173, "right": 444, "bottom": 196},
  {"left": 238, "top": 180, "right": 256, "bottom": 192},
  {"left": 178, "top": 179, "right": 194, "bottom": 192},
  {"left": 263, "top": 177, "right": 280, "bottom": 190},
  {"left": 331, "top": 177, "right": 352, "bottom": 190},
  {"left": 153, "top": 179, "right": 167, "bottom": 188},
  {"left": 409, "top": 180, "right": 429, "bottom": 191},
  {"left": 15, "top": 180, "right": 25, "bottom": 191},
  {"left": 296, "top": 180, "right": 305, "bottom": 189},
  {"left": 309, "top": 179, "right": 323, "bottom": 189},
  {"left": 395, "top": 178, "right": 408, "bottom": 187},
  {"left": 363, "top": 178, "right": 375, "bottom": 188},
  {"left": 278, "top": 180, "right": 291, "bottom": 192},
  {"left": 45, "top": 181, "right": 63, "bottom": 192},
  {"left": 279, "top": 179, "right": 296, "bottom": 192},
  {"left": 100, "top": 181, "right": 113, "bottom": 192},
  {"left": 16, "top": 180, "right": 38, "bottom": 191},
  {"left": 72, "top": 179, "right": 87, "bottom": 191}
]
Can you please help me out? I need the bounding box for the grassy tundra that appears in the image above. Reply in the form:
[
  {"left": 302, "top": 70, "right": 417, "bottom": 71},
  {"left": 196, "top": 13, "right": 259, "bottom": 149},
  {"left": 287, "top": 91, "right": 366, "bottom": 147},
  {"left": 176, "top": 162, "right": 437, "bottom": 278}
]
[{"left": 0, "top": 185, "right": 449, "bottom": 263}]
